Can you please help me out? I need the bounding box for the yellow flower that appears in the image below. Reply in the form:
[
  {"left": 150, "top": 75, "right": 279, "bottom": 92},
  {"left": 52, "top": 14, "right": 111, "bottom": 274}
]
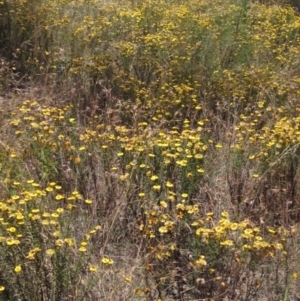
[
  {"left": 160, "top": 200, "right": 168, "bottom": 208},
  {"left": 101, "top": 257, "right": 114, "bottom": 265},
  {"left": 66, "top": 204, "right": 77, "bottom": 210},
  {"left": 176, "top": 203, "right": 185, "bottom": 210},
  {"left": 6, "top": 238, "right": 21, "bottom": 245},
  {"left": 55, "top": 239, "right": 64, "bottom": 247},
  {"left": 52, "top": 231, "right": 60, "bottom": 237},
  {"left": 165, "top": 221, "right": 174, "bottom": 229},
  {"left": 135, "top": 288, "right": 143, "bottom": 295},
  {"left": 7, "top": 227, "right": 16, "bottom": 233},
  {"left": 194, "top": 153, "right": 203, "bottom": 159},
  {"left": 152, "top": 185, "right": 161, "bottom": 191},
  {"left": 0, "top": 286, "right": 5, "bottom": 291},
  {"left": 221, "top": 211, "right": 229, "bottom": 218},
  {"left": 242, "top": 228, "right": 254, "bottom": 239},
  {"left": 46, "top": 249, "right": 55, "bottom": 256},
  {"left": 197, "top": 168, "right": 205, "bottom": 173},
  {"left": 220, "top": 240, "right": 234, "bottom": 247},
  {"left": 158, "top": 226, "right": 168, "bottom": 233},
  {"left": 166, "top": 181, "right": 173, "bottom": 188},
  {"left": 26, "top": 248, "right": 41, "bottom": 260},
  {"left": 14, "top": 265, "right": 22, "bottom": 273},
  {"left": 230, "top": 223, "right": 238, "bottom": 230},
  {"left": 55, "top": 194, "right": 64, "bottom": 201},
  {"left": 89, "top": 265, "right": 98, "bottom": 272},
  {"left": 187, "top": 205, "right": 199, "bottom": 214},
  {"left": 120, "top": 173, "right": 129, "bottom": 181},
  {"left": 64, "top": 238, "right": 75, "bottom": 246},
  {"left": 186, "top": 172, "right": 193, "bottom": 178},
  {"left": 195, "top": 256, "right": 207, "bottom": 267},
  {"left": 273, "top": 242, "right": 283, "bottom": 250}
]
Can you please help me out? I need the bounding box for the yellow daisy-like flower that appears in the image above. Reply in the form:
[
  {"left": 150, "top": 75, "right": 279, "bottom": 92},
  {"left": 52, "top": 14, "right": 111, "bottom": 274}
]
[
  {"left": 7, "top": 227, "right": 16, "bottom": 233},
  {"left": 152, "top": 185, "right": 161, "bottom": 191},
  {"left": 158, "top": 226, "right": 168, "bottom": 234},
  {"left": 221, "top": 211, "right": 229, "bottom": 218},
  {"left": 55, "top": 239, "right": 64, "bottom": 247},
  {"left": 64, "top": 238, "right": 75, "bottom": 246},
  {"left": 79, "top": 246, "right": 87, "bottom": 252},
  {"left": 150, "top": 175, "right": 159, "bottom": 181},
  {"left": 101, "top": 257, "right": 114, "bottom": 265},
  {"left": 166, "top": 181, "right": 173, "bottom": 188},
  {"left": 46, "top": 249, "right": 55, "bottom": 256},
  {"left": 176, "top": 203, "right": 185, "bottom": 211},
  {"left": 197, "top": 168, "right": 205, "bottom": 173},
  {"left": 26, "top": 247, "right": 41, "bottom": 260},
  {"left": 160, "top": 200, "right": 168, "bottom": 208},
  {"left": 6, "top": 238, "right": 21, "bottom": 246},
  {"left": 14, "top": 265, "right": 22, "bottom": 273},
  {"left": 195, "top": 255, "right": 207, "bottom": 267},
  {"left": 89, "top": 265, "right": 98, "bottom": 272},
  {"left": 220, "top": 240, "right": 234, "bottom": 247},
  {"left": 55, "top": 194, "right": 64, "bottom": 201}
]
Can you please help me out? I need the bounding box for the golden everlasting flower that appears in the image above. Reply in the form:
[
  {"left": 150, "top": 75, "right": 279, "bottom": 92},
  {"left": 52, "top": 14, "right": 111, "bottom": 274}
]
[
  {"left": 195, "top": 256, "right": 207, "bottom": 267},
  {"left": 14, "top": 265, "right": 22, "bottom": 273},
  {"left": 101, "top": 257, "right": 114, "bottom": 265}
]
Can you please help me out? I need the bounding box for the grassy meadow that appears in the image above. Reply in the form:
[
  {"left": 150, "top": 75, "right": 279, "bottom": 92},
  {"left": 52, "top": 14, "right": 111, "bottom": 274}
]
[{"left": 1, "top": 0, "right": 300, "bottom": 300}]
